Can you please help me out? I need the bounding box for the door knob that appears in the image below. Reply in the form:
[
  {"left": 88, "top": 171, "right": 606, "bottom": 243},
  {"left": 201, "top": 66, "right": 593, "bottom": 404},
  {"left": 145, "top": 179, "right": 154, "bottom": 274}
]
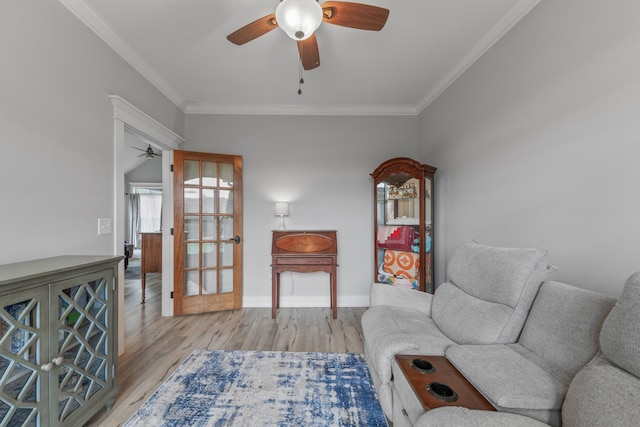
[{"left": 229, "top": 235, "right": 241, "bottom": 245}]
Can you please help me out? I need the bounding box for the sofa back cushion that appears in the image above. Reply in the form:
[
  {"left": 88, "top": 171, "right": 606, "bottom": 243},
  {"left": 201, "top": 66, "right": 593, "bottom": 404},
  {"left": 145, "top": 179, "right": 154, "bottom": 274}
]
[
  {"left": 599, "top": 271, "right": 640, "bottom": 378},
  {"left": 518, "top": 281, "right": 615, "bottom": 384},
  {"left": 432, "top": 241, "right": 551, "bottom": 344},
  {"left": 562, "top": 271, "right": 640, "bottom": 427}
]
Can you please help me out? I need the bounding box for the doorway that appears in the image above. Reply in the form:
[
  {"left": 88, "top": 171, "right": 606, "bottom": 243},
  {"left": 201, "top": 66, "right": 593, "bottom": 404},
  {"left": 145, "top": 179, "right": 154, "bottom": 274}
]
[{"left": 111, "top": 95, "right": 184, "bottom": 354}]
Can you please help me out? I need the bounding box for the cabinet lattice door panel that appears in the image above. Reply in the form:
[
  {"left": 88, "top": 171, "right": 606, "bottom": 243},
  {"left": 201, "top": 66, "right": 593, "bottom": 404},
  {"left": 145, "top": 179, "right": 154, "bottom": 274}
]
[
  {"left": 53, "top": 271, "right": 114, "bottom": 424},
  {"left": 0, "top": 291, "right": 47, "bottom": 426},
  {"left": 0, "top": 255, "right": 120, "bottom": 427}
]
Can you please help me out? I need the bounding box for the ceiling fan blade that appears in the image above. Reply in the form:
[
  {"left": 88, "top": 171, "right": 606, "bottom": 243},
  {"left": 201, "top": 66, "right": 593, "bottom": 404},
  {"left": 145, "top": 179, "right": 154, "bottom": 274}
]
[
  {"left": 131, "top": 146, "right": 146, "bottom": 152},
  {"left": 227, "top": 13, "right": 278, "bottom": 45},
  {"left": 321, "top": 1, "right": 389, "bottom": 31},
  {"left": 297, "top": 34, "right": 320, "bottom": 70}
]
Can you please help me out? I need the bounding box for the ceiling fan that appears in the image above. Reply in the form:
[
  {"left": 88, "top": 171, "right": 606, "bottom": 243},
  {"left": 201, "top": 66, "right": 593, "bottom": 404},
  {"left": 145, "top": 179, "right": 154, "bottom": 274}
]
[
  {"left": 227, "top": 0, "right": 389, "bottom": 71},
  {"left": 132, "top": 144, "right": 162, "bottom": 159}
]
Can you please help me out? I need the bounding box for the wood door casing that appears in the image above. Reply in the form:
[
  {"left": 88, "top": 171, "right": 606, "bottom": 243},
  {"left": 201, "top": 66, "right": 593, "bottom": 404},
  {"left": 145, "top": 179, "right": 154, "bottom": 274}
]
[{"left": 173, "top": 150, "right": 243, "bottom": 315}]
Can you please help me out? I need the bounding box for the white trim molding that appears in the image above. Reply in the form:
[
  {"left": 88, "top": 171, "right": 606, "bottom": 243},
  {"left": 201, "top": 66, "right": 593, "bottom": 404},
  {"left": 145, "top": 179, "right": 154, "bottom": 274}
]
[{"left": 110, "top": 95, "right": 184, "bottom": 149}]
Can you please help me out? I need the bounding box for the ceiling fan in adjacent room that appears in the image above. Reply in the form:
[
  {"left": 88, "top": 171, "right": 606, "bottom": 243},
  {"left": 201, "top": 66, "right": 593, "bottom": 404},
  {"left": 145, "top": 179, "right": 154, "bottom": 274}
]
[
  {"left": 132, "top": 144, "right": 162, "bottom": 159},
  {"left": 227, "top": 0, "right": 390, "bottom": 71}
]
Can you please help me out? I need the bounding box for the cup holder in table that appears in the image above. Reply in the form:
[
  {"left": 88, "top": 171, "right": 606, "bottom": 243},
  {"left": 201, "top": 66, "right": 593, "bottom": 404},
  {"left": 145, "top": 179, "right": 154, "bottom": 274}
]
[
  {"left": 427, "top": 382, "right": 458, "bottom": 402},
  {"left": 410, "top": 358, "right": 436, "bottom": 374}
]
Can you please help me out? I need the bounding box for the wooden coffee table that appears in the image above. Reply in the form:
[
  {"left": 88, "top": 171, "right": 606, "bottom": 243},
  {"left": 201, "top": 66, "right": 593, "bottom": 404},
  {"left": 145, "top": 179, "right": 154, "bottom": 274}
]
[{"left": 392, "top": 355, "right": 494, "bottom": 424}]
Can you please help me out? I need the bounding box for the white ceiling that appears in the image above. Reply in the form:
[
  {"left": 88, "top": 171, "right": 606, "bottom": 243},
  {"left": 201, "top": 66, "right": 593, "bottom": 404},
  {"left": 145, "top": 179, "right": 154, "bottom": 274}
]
[{"left": 60, "top": 0, "right": 539, "bottom": 115}]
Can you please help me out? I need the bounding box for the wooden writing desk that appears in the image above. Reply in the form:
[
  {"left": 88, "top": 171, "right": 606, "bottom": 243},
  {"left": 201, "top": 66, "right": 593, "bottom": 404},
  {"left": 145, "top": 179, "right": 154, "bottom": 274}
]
[
  {"left": 271, "top": 230, "right": 338, "bottom": 319},
  {"left": 140, "top": 232, "right": 162, "bottom": 303}
]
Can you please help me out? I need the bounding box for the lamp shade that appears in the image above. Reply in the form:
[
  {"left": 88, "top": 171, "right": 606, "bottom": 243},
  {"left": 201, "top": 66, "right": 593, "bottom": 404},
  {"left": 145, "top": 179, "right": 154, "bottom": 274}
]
[
  {"left": 275, "top": 0, "right": 323, "bottom": 41},
  {"left": 274, "top": 202, "right": 289, "bottom": 216}
]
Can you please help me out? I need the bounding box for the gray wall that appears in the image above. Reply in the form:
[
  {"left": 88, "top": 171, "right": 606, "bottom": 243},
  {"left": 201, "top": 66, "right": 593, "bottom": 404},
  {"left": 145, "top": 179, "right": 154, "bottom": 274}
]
[
  {"left": 0, "top": 0, "right": 183, "bottom": 263},
  {"left": 184, "top": 114, "right": 418, "bottom": 307},
  {"left": 418, "top": 0, "right": 640, "bottom": 297}
]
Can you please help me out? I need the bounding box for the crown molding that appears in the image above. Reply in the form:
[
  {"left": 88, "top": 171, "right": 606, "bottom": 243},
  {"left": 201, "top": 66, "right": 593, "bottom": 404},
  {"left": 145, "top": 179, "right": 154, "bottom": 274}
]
[
  {"left": 59, "top": 0, "right": 187, "bottom": 110},
  {"left": 416, "top": 0, "right": 541, "bottom": 114},
  {"left": 61, "top": 0, "right": 539, "bottom": 117},
  {"left": 184, "top": 102, "right": 419, "bottom": 116}
]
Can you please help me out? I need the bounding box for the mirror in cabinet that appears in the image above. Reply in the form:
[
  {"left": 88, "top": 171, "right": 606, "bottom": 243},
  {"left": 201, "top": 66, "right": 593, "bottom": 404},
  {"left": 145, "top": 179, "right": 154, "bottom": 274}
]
[{"left": 372, "top": 157, "right": 436, "bottom": 293}]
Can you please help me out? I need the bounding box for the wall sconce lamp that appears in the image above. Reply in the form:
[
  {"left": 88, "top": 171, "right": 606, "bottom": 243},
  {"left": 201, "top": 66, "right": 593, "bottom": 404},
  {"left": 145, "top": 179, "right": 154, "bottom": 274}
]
[{"left": 274, "top": 202, "right": 289, "bottom": 230}]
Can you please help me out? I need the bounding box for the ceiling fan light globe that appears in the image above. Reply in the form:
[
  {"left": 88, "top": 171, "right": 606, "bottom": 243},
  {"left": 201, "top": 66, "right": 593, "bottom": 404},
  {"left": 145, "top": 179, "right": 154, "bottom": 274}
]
[{"left": 275, "top": 0, "right": 323, "bottom": 41}]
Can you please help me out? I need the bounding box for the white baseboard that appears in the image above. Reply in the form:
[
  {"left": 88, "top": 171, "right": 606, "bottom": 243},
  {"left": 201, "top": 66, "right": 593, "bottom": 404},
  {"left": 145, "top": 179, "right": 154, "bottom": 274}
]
[{"left": 242, "top": 295, "right": 370, "bottom": 308}]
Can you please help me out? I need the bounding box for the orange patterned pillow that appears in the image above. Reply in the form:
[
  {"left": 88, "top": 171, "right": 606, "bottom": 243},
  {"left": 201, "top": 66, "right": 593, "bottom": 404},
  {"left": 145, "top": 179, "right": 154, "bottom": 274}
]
[{"left": 383, "top": 249, "right": 419, "bottom": 279}]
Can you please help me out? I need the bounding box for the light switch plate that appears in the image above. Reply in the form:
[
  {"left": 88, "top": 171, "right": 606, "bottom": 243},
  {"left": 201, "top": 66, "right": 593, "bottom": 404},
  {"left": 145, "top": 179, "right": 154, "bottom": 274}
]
[{"left": 98, "top": 218, "right": 112, "bottom": 235}]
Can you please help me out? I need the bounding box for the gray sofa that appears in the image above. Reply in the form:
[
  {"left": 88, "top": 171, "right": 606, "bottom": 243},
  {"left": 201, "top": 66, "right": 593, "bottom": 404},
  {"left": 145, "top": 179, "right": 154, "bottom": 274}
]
[
  {"left": 361, "top": 241, "right": 633, "bottom": 425},
  {"left": 414, "top": 271, "right": 640, "bottom": 427},
  {"left": 444, "top": 280, "right": 615, "bottom": 425},
  {"left": 361, "top": 241, "right": 556, "bottom": 417}
]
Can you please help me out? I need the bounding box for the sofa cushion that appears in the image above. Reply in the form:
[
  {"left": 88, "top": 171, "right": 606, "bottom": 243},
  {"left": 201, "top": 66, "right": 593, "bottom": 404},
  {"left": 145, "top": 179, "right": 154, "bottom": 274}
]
[
  {"left": 518, "top": 281, "right": 615, "bottom": 384},
  {"left": 599, "top": 271, "right": 640, "bottom": 378},
  {"left": 447, "top": 344, "right": 568, "bottom": 410},
  {"left": 361, "top": 305, "right": 455, "bottom": 384},
  {"left": 431, "top": 283, "right": 514, "bottom": 344},
  {"left": 415, "top": 406, "right": 549, "bottom": 427},
  {"left": 562, "top": 356, "right": 640, "bottom": 427},
  {"left": 432, "top": 241, "right": 550, "bottom": 344}
]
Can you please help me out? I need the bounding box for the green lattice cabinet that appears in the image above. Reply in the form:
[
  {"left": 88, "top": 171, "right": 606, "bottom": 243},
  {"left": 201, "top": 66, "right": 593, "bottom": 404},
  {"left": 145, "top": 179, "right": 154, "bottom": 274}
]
[{"left": 0, "top": 255, "right": 121, "bottom": 426}]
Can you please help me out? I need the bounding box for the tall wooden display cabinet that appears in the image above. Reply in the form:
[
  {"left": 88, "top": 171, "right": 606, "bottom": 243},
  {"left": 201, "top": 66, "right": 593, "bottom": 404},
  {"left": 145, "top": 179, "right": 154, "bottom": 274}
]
[{"left": 372, "top": 158, "right": 436, "bottom": 292}]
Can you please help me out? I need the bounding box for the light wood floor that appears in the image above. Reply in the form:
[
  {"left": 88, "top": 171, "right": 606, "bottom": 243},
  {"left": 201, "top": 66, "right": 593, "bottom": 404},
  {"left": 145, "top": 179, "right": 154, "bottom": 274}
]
[{"left": 85, "top": 268, "right": 368, "bottom": 426}]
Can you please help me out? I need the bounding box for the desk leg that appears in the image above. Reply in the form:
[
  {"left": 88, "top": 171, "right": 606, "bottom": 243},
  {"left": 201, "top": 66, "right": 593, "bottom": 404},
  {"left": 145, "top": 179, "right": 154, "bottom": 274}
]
[
  {"left": 331, "top": 270, "right": 337, "bottom": 319},
  {"left": 272, "top": 269, "right": 279, "bottom": 318},
  {"left": 141, "top": 272, "right": 146, "bottom": 304}
]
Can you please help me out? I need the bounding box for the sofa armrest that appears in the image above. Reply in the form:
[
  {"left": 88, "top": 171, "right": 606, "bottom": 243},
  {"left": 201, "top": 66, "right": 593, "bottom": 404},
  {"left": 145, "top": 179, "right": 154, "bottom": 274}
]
[
  {"left": 370, "top": 282, "right": 433, "bottom": 316},
  {"left": 415, "top": 407, "right": 549, "bottom": 427}
]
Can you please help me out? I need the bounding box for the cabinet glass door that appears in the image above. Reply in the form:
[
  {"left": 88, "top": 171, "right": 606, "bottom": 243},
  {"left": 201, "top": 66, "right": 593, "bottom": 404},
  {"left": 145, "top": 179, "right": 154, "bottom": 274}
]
[
  {"left": 52, "top": 270, "right": 114, "bottom": 425},
  {"left": 376, "top": 175, "right": 422, "bottom": 290},
  {"left": 424, "top": 175, "right": 434, "bottom": 291},
  {"left": 0, "top": 291, "right": 46, "bottom": 426}
]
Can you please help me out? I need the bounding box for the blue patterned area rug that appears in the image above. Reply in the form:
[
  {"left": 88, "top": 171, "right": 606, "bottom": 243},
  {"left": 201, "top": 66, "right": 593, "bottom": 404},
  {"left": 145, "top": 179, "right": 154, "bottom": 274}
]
[{"left": 123, "top": 350, "right": 387, "bottom": 427}]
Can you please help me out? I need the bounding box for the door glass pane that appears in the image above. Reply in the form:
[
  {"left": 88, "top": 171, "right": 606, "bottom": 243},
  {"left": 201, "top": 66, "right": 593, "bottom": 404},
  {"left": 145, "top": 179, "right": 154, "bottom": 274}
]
[
  {"left": 202, "top": 216, "right": 216, "bottom": 240},
  {"left": 219, "top": 190, "right": 233, "bottom": 214},
  {"left": 220, "top": 243, "right": 233, "bottom": 266},
  {"left": 184, "top": 188, "right": 200, "bottom": 213},
  {"left": 220, "top": 163, "right": 233, "bottom": 188},
  {"left": 203, "top": 243, "right": 217, "bottom": 267},
  {"left": 184, "top": 160, "right": 200, "bottom": 185},
  {"left": 202, "top": 189, "right": 216, "bottom": 214},
  {"left": 184, "top": 216, "right": 199, "bottom": 241},
  {"left": 202, "top": 162, "right": 217, "bottom": 187},
  {"left": 220, "top": 216, "right": 233, "bottom": 240},
  {"left": 203, "top": 270, "right": 217, "bottom": 294},
  {"left": 185, "top": 243, "right": 199, "bottom": 268},
  {"left": 185, "top": 271, "right": 199, "bottom": 296},
  {"left": 220, "top": 269, "right": 233, "bottom": 293}
]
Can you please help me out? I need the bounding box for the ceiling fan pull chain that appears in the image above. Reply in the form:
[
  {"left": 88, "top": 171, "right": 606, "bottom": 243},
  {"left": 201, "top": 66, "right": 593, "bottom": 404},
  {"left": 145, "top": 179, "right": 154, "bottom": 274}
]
[{"left": 298, "top": 44, "right": 304, "bottom": 95}]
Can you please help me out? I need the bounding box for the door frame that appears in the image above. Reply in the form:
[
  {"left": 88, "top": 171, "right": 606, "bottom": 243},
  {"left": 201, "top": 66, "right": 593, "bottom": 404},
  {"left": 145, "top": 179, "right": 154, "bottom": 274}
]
[{"left": 110, "top": 96, "right": 184, "bottom": 352}]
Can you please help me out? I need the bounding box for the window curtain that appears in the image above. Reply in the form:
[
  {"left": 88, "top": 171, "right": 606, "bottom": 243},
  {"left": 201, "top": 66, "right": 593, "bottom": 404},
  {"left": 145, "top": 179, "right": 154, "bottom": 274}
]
[
  {"left": 139, "top": 194, "right": 162, "bottom": 233},
  {"left": 127, "top": 194, "right": 141, "bottom": 248}
]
